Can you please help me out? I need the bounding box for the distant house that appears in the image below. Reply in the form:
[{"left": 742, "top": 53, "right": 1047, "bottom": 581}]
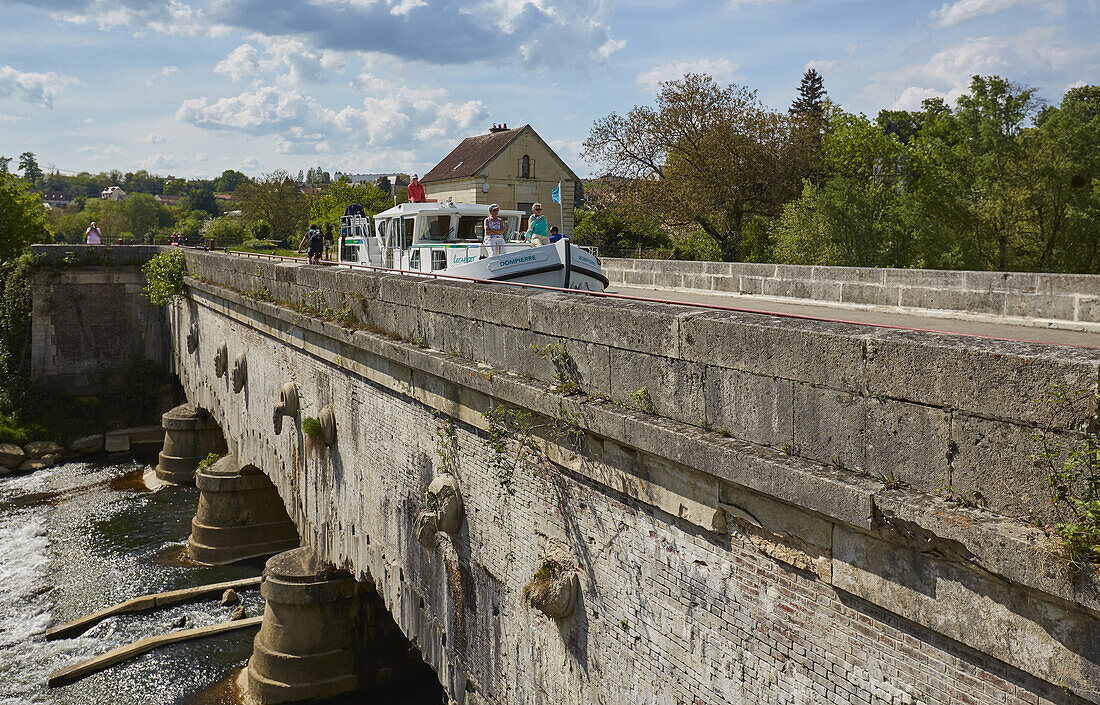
[
  {"left": 40, "top": 191, "right": 71, "bottom": 208},
  {"left": 214, "top": 193, "right": 234, "bottom": 201},
  {"left": 154, "top": 194, "right": 182, "bottom": 206},
  {"left": 300, "top": 186, "right": 322, "bottom": 196},
  {"left": 101, "top": 186, "right": 127, "bottom": 201},
  {"left": 421, "top": 123, "right": 579, "bottom": 233}
]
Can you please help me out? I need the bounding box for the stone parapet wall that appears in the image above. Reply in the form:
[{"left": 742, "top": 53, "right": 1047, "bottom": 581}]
[
  {"left": 171, "top": 255, "right": 1100, "bottom": 704},
  {"left": 603, "top": 258, "right": 1100, "bottom": 324},
  {"left": 182, "top": 251, "right": 1100, "bottom": 523}
]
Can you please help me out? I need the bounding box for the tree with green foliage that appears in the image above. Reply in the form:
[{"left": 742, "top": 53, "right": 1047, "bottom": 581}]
[
  {"left": 584, "top": 73, "right": 814, "bottom": 262},
  {"left": 308, "top": 181, "right": 391, "bottom": 235},
  {"left": 236, "top": 170, "right": 309, "bottom": 241},
  {"left": 0, "top": 156, "right": 10, "bottom": 174},
  {"left": 185, "top": 185, "right": 219, "bottom": 217},
  {"left": 18, "top": 152, "right": 42, "bottom": 184},
  {"left": 0, "top": 174, "right": 51, "bottom": 261},
  {"left": 215, "top": 169, "right": 249, "bottom": 193},
  {"left": 1023, "top": 85, "right": 1100, "bottom": 272},
  {"left": 573, "top": 205, "right": 669, "bottom": 254},
  {"left": 162, "top": 179, "right": 188, "bottom": 196}
]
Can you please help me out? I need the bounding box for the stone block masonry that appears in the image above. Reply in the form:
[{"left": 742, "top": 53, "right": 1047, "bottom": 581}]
[
  {"left": 170, "top": 250, "right": 1099, "bottom": 704},
  {"left": 603, "top": 258, "right": 1100, "bottom": 326},
  {"left": 30, "top": 246, "right": 170, "bottom": 396},
  {"left": 181, "top": 250, "right": 1100, "bottom": 523}
]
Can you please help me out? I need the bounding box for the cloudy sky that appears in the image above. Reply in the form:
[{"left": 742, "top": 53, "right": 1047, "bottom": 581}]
[{"left": 1, "top": 0, "right": 1097, "bottom": 180}]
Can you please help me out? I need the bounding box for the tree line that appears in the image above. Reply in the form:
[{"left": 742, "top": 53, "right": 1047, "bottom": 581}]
[
  {"left": 0, "top": 163, "right": 395, "bottom": 250},
  {"left": 578, "top": 71, "right": 1100, "bottom": 274}
]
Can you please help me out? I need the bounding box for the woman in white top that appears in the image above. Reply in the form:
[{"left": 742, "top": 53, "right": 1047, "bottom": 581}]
[
  {"left": 483, "top": 204, "right": 506, "bottom": 256},
  {"left": 85, "top": 222, "right": 102, "bottom": 245}
]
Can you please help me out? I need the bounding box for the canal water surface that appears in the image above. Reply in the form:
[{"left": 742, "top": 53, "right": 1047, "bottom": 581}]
[{"left": 0, "top": 458, "right": 444, "bottom": 705}]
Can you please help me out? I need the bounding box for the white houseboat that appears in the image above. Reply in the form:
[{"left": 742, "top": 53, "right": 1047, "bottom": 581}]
[{"left": 338, "top": 201, "right": 608, "bottom": 291}]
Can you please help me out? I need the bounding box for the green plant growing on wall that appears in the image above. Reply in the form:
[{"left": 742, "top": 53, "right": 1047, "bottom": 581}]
[
  {"left": 631, "top": 387, "right": 656, "bottom": 414},
  {"left": 197, "top": 452, "right": 226, "bottom": 472},
  {"left": 1030, "top": 386, "right": 1100, "bottom": 581},
  {"left": 434, "top": 415, "right": 460, "bottom": 476},
  {"left": 142, "top": 249, "right": 187, "bottom": 305},
  {"left": 532, "top": 342, "right": 582, "bottom": 396},
  {"left": 302, "top": 416, "right": 323, "bottom": 438}
]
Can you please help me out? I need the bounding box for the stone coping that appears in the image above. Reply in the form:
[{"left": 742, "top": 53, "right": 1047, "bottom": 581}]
[{"left": 186, "top": 275, "right": 1100, "bottom": 617}]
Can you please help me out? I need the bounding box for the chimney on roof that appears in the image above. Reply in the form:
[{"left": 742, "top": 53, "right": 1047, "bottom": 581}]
[{"left": 488, "top": 123, "right": 509, "bottom": 133}]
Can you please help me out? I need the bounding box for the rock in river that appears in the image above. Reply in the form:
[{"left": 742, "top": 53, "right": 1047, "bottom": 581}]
[
  {"left": 0, "top": 443, "right": 25, "bottom": 470},
  {"left": 69, "top": 434, "right": 104, "bottom": 455},
  {"left": 24, "top": 441, "right": 63, "bottom": 459}
]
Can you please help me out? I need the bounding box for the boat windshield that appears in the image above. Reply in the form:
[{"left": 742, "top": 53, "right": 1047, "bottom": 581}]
[{"left": 456, "top": 216, "right": 483, "bottom": 241}]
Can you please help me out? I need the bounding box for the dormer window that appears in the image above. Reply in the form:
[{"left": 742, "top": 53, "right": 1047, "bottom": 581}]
[{"left": 521, "top": 155, "right": 530, "bottom": 179}]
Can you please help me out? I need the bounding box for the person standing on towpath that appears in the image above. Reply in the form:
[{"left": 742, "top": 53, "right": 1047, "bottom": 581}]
[
  {"left": 297, "top": 224, "right": 325, "bottom": 264},
  {"left": 85, "top": 222, "right": 102, "bottom": 245}
]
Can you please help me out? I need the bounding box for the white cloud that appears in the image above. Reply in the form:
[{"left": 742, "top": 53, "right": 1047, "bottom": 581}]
[
  {"left": 0, "top": 65, "right": 78, "bottom": 108},
  {"left": 146, "top": 65, "right": 178, "bottom": 87},
  {"left": 636, "top": 58, "right": 738, "bottom": 92},
  {"left": 177, "top": 74, "right": 488, "bottom": 171},
  {"left": 598, "top": 38, "right": 627, "bottom": 59},
  {"left": 79, "top": 145, "right": 123, "bottom": 159},
  {"left": 389, "top": 0, "right": 427, "bottom": 15},
  {"left": 194, "top": 153, "right": 209, "bottom": 162},
  {"left": 930, "top": 0, "right": 1049, "bottom": 27},
  {"left": 861, "top": 27, "right": 1092, "bottom": 109},
  {"left": 805, "top": 59, "right": 837, "bottom": 73},
  {"left": 138, "top": 132, "right": 170, "bottom": 144},
  {"left": 215, "top": 44, "right": 261, "bottom": 81},
  {"left": 136, "top": 153, "right": 176, "bottom": 170},
  {"left": 0, "top": 113, "right": 24, "bottom": 122}
]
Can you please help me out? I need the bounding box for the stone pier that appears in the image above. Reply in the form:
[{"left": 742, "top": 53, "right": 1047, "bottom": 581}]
[
  {"left": 241, "top": 547, "right": 424, "bottom": 705},
  {"left": 155, "top": 403, "right": 227, "bottom": 485},
  {"left": 187, "top": 454, "right": 299, "bottom": 565}
]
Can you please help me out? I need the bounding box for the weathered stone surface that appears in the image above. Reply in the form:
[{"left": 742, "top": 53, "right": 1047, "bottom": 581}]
[
  {"left": 230, "top": 605, "right": 246, "bottom": 621},
  {"left": 68, "top": 434, "right": 104, "bottom": 454},
  {"left": 23, "top": 440, "right": 63, "bottom": 459},
  {"left": 172, "top": 251, "right": 1100, "bottom": 705},
  {"left": 40, "top": 453, "right": 63, "bottom": 468},
  {"left": 17, "top": 459, "right": 47, "bottom": 473},
  {"left": 0, "top": 442, "right": 25, "bottom": 469},
  {"left": 221, "top": 589, "right": 239, "bottom": 606}
]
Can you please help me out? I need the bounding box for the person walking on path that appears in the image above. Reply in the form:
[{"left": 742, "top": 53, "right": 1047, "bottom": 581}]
[
  {"left": 483, "top": 204, "right": 506, "bottom": 256},
  {"left": 524, "top": 203, "right": 548, "bottom": 246},
  {"left": 407, "top": 175, "right": 426, "bottom": 203},
  {"left": 297, "top": 224, "right": 325, "bottom": 264},
  {"left": 85, "top": 222, "right": 102, "bottom": 245}
]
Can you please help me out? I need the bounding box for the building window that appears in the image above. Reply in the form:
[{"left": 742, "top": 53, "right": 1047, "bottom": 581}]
[{"left": 521, "top": 155, "right": 530, "bottom": 179}]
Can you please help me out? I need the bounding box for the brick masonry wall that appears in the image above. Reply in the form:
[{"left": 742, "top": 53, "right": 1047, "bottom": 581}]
[
  {"left": 602, "top": 258, "right": 1100, "bottom": 324},
  {"left": 171, "top": 268, "right": 1098, "bottom": 704}
]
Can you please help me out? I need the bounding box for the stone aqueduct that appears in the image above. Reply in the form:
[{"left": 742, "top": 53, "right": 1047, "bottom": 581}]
[{"left": 29, "top": 246, "right": 1100, "bottom": 705}]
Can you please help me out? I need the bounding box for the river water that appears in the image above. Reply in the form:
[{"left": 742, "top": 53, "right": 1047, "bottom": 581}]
[{"left": 0, "top": 458, "right": 444, "bottom": 705}]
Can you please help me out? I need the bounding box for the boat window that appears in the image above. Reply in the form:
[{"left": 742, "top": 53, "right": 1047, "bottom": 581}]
[
  {"left": 431, "top": 250, "right": 447, "bottom": 271},
  {"left": 400, "top": 217, "right": 415, "bottom": 249},
  {"left": 457, "top": 216, "right": 484, "bottom": 241},
  {"left": 376, "top": 219, "right": 387, "bottom": 244},
  {"left": 410, "top": 249, "right": 420, "bottom": 270},
  {"left": 427, "top": 216, "right": 450, "bottom": 241}
]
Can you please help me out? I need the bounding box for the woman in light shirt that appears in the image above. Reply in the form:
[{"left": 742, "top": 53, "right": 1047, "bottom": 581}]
[
  {"left": 483, "top": 204, "right": 506, "bottom": 256},
  {"left": 85, "top": 222, "right": 102, "bottom": 245}
]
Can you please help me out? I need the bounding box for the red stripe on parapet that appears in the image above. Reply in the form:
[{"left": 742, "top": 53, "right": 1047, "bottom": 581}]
[{"left": 214, "top": 249, "right": 1097, "bottom": 349}]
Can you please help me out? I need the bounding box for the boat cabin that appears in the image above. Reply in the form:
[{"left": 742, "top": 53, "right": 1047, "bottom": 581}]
[{"left": 340, "top": 201, "right": 527, "bottom": 272}]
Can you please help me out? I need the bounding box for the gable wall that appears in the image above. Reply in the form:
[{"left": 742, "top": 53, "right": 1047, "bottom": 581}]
[{"left": 423, "top": 129, "right": 576, "bottom": 233}]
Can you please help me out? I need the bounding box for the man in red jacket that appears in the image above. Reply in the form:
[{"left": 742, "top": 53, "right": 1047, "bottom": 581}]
[{"left": 407, "top": 174, "right": 426, "bottom": 203}]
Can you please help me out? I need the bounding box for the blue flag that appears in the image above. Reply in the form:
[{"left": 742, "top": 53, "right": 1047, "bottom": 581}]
[{"left": 551, "top": 183, "right": 561, "bottom": 204}]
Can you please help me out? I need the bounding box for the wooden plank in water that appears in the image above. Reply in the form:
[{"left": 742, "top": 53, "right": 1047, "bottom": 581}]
[
  {"left": 46, "top": 576, "right": 262, "bottom": 641},
  {"left": 48, "top": 615, "right": 263, "bottom": 687}
]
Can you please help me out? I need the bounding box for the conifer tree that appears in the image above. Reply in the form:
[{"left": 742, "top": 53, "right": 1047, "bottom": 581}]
[{"left": 790, "top": 68, "right": 827, "bottom": 118}]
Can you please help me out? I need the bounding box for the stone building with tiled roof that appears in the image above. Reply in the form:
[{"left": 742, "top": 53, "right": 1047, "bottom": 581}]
[{"left": 421, "top": 123, "right": 579, "bottom": 234}]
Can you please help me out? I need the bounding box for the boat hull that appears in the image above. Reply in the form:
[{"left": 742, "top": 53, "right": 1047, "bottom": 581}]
[{"left": 451, "top": 240, "right": 608, "bottom": 291}]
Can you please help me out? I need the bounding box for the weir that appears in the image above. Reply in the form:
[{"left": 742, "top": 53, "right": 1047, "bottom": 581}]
[{"left": 28, "top": 245, "right": 1100, "bottom": 705}]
